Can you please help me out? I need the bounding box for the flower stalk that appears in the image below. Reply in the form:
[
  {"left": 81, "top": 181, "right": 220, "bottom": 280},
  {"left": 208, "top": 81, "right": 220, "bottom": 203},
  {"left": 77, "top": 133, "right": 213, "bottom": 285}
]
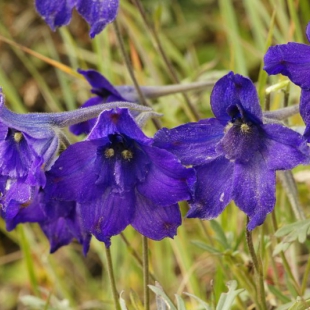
[
  {"left": 143, "top": 236, "right": 150, "bottom": 310},
  {"left": 105, "top": 246, "right": 121, "bottom": 310},
  {"left": 246, "top": 219, "right": 268, "bottom": 310},
  {"left": 112, "top": 18, "right": 161, "bottom": 130}
]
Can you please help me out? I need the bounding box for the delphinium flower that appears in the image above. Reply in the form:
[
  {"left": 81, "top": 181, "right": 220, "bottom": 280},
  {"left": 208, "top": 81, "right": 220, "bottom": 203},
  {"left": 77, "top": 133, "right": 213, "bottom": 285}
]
[
  {"left": 70, "top": 68, "right": 216, "bottom": 136},
  {"left": 154, "top": 72, "right": 309, "bottom": 230},
  {"left": 35, "top": 0, "right": 119, "bottom": 38},
  {"left": 2, "top": 190, "right": 91, "bottom": 254},
  {"left": 46, "top": 108, "right": 195, "bottom": 246},
  {"left": 70, "top": 69, "right": 130, "bottom": 136},
  {"left": 264, "top": 23, "right": 310, "bottom": 141},
  {"left": 0, "top": 90, "right": 151, "bottom": 248}
]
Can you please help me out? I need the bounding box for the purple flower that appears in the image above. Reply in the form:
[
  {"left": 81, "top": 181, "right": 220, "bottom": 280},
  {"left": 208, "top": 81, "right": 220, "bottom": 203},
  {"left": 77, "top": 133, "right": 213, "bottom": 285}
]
[
  {"left": 35, "top": 0, "right": 119, "bottom": 38},
  {"left": 264, "top": 23, "right": 310, "bottom": 90},
  {"left": 154, "top": 72, "right": 309, "bottom": 230},
  {"left": 0, "top": 97, "right": 60, "bottom": 215},
  {"left": 70, "top": 69, "right": 130, "bottom": 136},
  {"left": 264, "top": 23, "right": 310, "bottom": 141},
  {"left": 0, "top": 90, "right": 151, "bottom": 224},
  {"left": 2, "top": 188, "right": 91, "bottom": 254},
  {"left": 46, "top": 108, "right": 195, "bottom": 246}
]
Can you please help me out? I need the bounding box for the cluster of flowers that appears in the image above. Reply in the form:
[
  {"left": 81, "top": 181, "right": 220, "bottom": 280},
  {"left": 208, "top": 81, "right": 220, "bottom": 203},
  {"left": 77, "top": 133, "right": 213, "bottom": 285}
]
[{"left": 1, "top": 1, "right": 310, "bottom": 253}]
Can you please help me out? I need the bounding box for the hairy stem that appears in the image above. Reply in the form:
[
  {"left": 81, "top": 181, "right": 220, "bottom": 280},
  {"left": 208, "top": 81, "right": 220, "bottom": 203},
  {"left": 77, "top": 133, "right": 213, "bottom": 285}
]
[
  {"left": 113, "top": 19, "right": 161, "bottom": 130},
  {"left": 246, "top": 220, "right": 268, "bottom": 310},
  {"left": 271, "top": 212, "right": 302, "bottom": 295},
  {"left": 132, "top": 0, "right": 200, "bottom": 121},
  {"left": 105, "top": 246, "right": 121, "bottom": 310},
  {"left": 143, "top": 236, "right": 150, "bottom": 310},
  {"left": 120, "top": 233, "right": 156, "bottom": 282}
]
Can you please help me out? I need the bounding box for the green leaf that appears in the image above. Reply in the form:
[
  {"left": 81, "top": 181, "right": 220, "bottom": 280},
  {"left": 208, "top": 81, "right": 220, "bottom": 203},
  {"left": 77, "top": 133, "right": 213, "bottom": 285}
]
[
  {"left": 210, "top": 220, "right": 229, "bottom": 248},
  {"left": 216, "top": 281, "right": 244, "bottom": 310},
  {"left": 175, "top": 294, "right": 186, "bottom": 310},
  {"left": 275, "top": 220, "right": 309, "bottom": 238},
  {"left": 268, "top": 285, "right": 291, "bottom": 303},
  {"left": 183, "top": 293, "right": 211, "bottom": 310},
  {"left": 191, "top": 240, "right": 222, "bottom": 255},
  {"left": 119, "top": 291, "right": 128, "bottom": 310},
  {"left": 273, "top": 220, "right": 310, "bottom": 255},
  {"left": 276, "top": 297, "right": 310, "bottom": 310},
  {"left": 273, "top": 242, "right": 290, "bottom": 256},
  {"left": 149, "top": 283, "right": 177, "bottom": 310}
]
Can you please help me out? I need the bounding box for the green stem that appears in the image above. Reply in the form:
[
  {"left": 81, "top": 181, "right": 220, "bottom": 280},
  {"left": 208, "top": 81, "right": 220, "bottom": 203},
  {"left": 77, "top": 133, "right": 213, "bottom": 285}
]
[
  {"left": 287, "top": 0, "right": 304, "bottom": 43},
  {"left": 120, "top": 233, "right": 156, "bottom": 282},
  {"left": 113, "top": 19, "right": 161, "bottom": 130},
  {"left": 105, "top": 246, "right": 121, "bottom": 310},
  {"left": 271, "top": 212, "right": 302, "bottom": 295},
  {"left": 143, "top": 236, "right": 150, "bottom": 310},
  {"left": 18, "top": 226, "right": 39, "bottom": 296},
  {"left": 246, "top": 220, "right": 268, "bottom": 310},
  {"left": 301, "top": 257, "right": 310, "bottom": 295},
  {"left": 132, "top": 0, "right": 200, "bottom": 122}
]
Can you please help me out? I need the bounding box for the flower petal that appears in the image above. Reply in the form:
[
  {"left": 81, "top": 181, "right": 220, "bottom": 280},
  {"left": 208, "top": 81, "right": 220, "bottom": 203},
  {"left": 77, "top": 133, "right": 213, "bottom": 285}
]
[
  {"left": 211, "top": 72, "right": 262, "bottom": 124},
  {"left": 94, "top": 139, "right": 150, "bottom": 192},
  {"left": 76, "top": 0, "right": 119, "bottom": 38},
  {"left": 232, "top": 155, "right": 276, "bottom": 230},
  {"left": 264, "top": 43, "right": 310, "bottom": 89},
  {"left": 5, "top": 200, "right": 45, "bottom": 231},
  {"left": 262, "top": 123, "right": 310, "bottom": 169},
  {"left": 0, "top": 129, "right": 42, "bottom": 179},
  {"left": 131, "top": 191, "right": 181, "bottom": 240},
  {"left": 35, "top": 0, "right": 118, "bottom": 37},
  {"left": 78, "top": 69, "right": 125, "bottom": 99},
  {"left": 216, "top": 124, "right": 264, "bottom": 164},
  {"left": 88, "top": 108, "right": 151, "bottom": 144},
  {"left": 154, "top": 118, "right": 224, "bottom": 166},
  {"left": 186, "top": 156, "right": 234, "bottom": 219},
  {"left": 79, "top": 189, "right": 135, "bottom": 247},
  {"left": 45, "top": 140, "right": 105, "bottom": 202},
  {"left": 35, "top": 0, "right": 76, "bottom": 30},
  {"left": 306, "top": 22, "right": 310, "bottom": 43},
  {"left": 300, "top": 89, "right": 310, "bottom": 141},
  {"left": 137, "top": 145, "right": 195, "bottom": 206}
]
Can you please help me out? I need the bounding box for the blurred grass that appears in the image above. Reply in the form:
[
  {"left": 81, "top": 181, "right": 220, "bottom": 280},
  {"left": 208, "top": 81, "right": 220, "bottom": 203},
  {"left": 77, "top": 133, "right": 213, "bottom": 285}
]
[{"left": 0, "top": 0, "right": 309, "bottom": 309}]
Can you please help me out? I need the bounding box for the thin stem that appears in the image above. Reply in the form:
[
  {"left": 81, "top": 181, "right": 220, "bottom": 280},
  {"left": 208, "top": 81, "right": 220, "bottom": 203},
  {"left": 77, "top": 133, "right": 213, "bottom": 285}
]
[
  {"left": 277, "top": 171, "right": 306, "bottom": 221},
  {"left": 0, "top": 101, "right": 151, "bottom": 129},
  {"left": 113, "top": 19, "right": 161, "bottom": 130},
  {"left": 301, "top": 256, "right": 310, "bottom": 295},
  {"left": 143, "top": 236, "right": 150, "bottom": 310},
  {"left": 264, "top": 93, "right": 270, "bottom": 111},
  {"left": 263, "top": 104, "right": 299, "bottom": 121},
  {"left": 105, "top": 246, "right": 121, "bottom": 310},
  {"left": 18, "top": 226, "right": 39, "bottom": 296},
  {"left": 246, "top": 219, "right": 268, "bottom": 310},
  {"left": 271, "top": 212, "right": 302, "bottom": 295},
  {"left": 120, "top": 233, "right": 156, "bottom": 282},
  {"left": 132, "top": 0, "right": 200, "bottom": 121}
]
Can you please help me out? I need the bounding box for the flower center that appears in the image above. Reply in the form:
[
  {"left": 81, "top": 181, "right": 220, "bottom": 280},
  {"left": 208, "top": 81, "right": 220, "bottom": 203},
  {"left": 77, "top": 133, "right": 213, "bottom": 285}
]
[
  {"left": 121, "top": 150, "right": 133, "bottom": 160},
  {"left": 104, "top": 134, "right": 135, "bottom": 161},
  {"left": 227, "top": 104, "right": 251, "bottom": 134},
  {"left": 240, "top": 123, "right": 250, "bottom": 133},
  {"left": 13, "top": 132, "right": 23, "bottom": 143},
  {"left": 105, "top": 148, "right": 115, "bottom": 158}
]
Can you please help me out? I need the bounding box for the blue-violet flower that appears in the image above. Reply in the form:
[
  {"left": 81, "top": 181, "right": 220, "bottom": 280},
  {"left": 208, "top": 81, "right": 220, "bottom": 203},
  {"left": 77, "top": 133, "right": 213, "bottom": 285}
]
[
  {"left": 70, "top": 69, "right": 130, "bottom": 136},
  {"left": 264, "top": 22, "right": 310, "bottom": 141},
  {"left": 35, "top": 0, "right": 119, "bottom": 38},
  {"left": 154, "top": 72, "right": 309, "bottom": 230},
  {"left": 46, "top": 108, "right": 195, "bottom": 246}
]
